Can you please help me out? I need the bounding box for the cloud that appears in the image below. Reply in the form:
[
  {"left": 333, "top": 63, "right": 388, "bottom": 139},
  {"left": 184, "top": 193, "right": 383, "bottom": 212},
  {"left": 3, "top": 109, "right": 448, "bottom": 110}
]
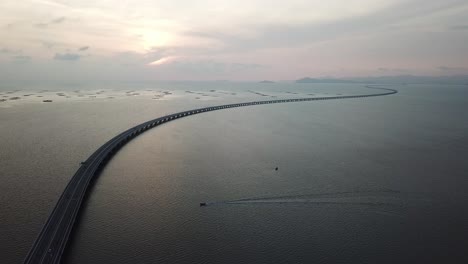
[
  {"left": 41, "top": 41, "right": 57, "bottom": 49},
  {"left": 182, "top": 0, "right": 468, "bottom": 54},
  {"left": 34, "top": 17, "right": 66, "bottom": 29},
  {"left": 148, "top": 56, "right": 177, "bottom": 66},
  {"left": 112, "top": 49, "right": 168, "bottom": 66},
  {"left": 377, "top": 67, "right": 409, "bottom": 73},
  {"left": 438, "top": 66, "right": 467, "bottom": 71},
  {"left": 51, "top": 17, "right": 66, "bottom": 24},
  {"left": 2, "top": 0, "right": 468, "bottom": 80},
  {"left": 230, "top": 63, "right": 265, "bottom": 71},
  {"left": 12, "top": 55, "right": 31, "bottom": 63},
  {"left": 153, "top": 59, "right": 266, "bottom": 74},
  {"left": 183, "top": 30, "right": 221, "bottom": 40},
  {"left": 53, "top": 53, "right": 81, "bottom": 61},
  {"left": 34, "top": 23, "right": 49, "bottom": 28},
  {"left": 0, "top": 48, "right": 22, "bottom": 54},
  {"left": 449, "top": 25, "right": 468, "bottom": 30}
]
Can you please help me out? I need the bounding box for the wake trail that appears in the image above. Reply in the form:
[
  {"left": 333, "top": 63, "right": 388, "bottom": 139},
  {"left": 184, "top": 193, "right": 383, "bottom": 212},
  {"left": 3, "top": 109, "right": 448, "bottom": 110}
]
[{"left": 202, "top": 189, "right": 407, "bottom": 208}]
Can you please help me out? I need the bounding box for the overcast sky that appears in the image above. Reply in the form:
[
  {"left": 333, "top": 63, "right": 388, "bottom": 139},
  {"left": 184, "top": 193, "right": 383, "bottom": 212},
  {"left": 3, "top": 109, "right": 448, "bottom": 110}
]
[{"left": 1, "top": 0, "right": 468, "bottom": 81}]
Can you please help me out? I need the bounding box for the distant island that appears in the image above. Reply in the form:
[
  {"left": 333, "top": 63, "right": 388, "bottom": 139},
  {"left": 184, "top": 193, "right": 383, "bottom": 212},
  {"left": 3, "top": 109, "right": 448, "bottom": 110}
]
[
  {"left": 295, "top": 77, "right": 354, "bottom": 84},
  {"left": 259, "top": 80, "right": 275, "bottom": 83}
]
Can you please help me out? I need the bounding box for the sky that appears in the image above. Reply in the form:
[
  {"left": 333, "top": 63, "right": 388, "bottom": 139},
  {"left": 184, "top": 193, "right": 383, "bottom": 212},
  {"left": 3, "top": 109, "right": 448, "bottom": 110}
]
[{"left": 1, "top": 0, "right": 468, "bottom": 81}]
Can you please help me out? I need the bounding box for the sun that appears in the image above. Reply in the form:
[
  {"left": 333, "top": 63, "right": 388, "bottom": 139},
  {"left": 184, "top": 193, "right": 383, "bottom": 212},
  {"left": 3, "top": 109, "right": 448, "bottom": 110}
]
[{"left": 139, "top": 30, "right": 171, "bottom": 50}]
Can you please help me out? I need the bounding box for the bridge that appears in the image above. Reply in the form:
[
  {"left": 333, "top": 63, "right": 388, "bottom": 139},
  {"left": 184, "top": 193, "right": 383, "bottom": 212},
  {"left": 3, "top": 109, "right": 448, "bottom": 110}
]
[{"left": 24, "top": 86, "right": 397, "bottom": 263}]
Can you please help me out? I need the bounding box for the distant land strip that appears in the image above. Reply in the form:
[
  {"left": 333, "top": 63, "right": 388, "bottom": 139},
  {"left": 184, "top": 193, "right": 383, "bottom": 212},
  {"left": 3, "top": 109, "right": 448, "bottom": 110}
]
[{"left": 24, "top": 85, "right": 397, "bottom": 264}]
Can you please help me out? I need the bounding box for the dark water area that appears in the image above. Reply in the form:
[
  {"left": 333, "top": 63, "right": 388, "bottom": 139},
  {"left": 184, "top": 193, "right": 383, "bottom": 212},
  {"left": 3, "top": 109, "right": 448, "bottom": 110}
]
[
  {"left": 65, "top": 84, "right": 468, "bottom": 263},
  {"left": 1, "top": 83, "right": 468, "bottom": 263}
]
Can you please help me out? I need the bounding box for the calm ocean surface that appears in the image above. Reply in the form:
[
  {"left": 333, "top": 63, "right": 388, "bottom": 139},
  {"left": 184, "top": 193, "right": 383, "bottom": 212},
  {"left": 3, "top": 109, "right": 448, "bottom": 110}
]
[{"left": 1, "top": 82, "right": 468, "bottom": 263}]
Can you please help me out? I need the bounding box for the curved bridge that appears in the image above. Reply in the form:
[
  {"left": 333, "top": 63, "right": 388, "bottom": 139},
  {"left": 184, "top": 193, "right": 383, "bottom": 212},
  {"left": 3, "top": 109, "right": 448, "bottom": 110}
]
[{"left": 24, "top": 85, "right": 397, "bottom": 263}]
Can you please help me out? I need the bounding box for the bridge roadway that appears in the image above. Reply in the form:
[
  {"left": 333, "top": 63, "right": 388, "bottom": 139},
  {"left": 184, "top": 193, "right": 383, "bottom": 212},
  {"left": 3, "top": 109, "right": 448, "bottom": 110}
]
[{"left": 24, "top": 85, "right": 397, "bottom": 263}]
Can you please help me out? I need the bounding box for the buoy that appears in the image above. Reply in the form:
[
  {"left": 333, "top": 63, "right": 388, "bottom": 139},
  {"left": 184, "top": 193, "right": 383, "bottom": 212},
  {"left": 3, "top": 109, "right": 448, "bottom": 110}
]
[{"left": 275, "top": 167, "right": 278, "bottom": 171}]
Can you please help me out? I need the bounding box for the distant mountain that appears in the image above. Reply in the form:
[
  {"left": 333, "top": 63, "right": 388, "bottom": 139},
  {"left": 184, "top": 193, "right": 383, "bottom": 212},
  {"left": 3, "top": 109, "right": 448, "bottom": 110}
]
[
  {"left": 348, "top": 75, "right": 468, "bottom": 85},
  {"left": 259, "top": 80, "right": 275, "bottom": 83},
  {"left": 295, "top": 75, "right": 468, "bottom": 85},
  {"left": 295, "top": 77, "right": 355, "bottom": 83}
]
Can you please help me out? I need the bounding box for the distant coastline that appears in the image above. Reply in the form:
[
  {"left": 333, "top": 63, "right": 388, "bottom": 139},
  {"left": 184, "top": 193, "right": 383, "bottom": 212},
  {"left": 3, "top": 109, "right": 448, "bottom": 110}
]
[{"left": 294, "top": 75, "right": 468, "bottom": 85}]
